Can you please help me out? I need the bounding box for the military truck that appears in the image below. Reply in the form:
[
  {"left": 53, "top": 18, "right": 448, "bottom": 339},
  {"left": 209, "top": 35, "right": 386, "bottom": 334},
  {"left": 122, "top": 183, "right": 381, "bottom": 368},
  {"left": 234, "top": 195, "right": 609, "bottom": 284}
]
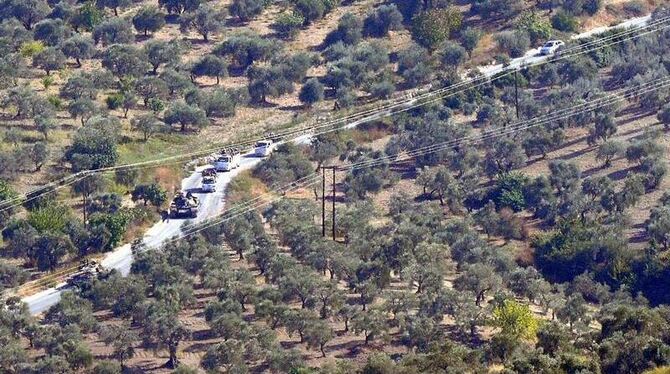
[{"left": 169, "top": 191, "right": 200, "bottom": 218}]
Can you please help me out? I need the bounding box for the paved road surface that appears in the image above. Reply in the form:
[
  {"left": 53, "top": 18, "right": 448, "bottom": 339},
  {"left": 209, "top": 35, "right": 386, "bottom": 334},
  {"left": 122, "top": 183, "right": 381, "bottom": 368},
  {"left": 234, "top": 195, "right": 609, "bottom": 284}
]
[
  {"left": 22, "top": 14, "right": 653, "bottom": 315},
  {"left": 24, "top": 152, "right": 263, "bottom": 314},
  {"left": 475, "top": 15, "right": 651, "bottom": 77}
]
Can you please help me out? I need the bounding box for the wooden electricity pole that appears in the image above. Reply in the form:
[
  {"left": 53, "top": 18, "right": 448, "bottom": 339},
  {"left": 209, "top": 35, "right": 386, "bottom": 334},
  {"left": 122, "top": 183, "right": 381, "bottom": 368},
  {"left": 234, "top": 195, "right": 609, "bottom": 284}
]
[
  {"left": 321, "top": 167, "right": 326, "bottom": 237},
  {"left": 514, "top": 69, "right": 520, "bottom": 120}
]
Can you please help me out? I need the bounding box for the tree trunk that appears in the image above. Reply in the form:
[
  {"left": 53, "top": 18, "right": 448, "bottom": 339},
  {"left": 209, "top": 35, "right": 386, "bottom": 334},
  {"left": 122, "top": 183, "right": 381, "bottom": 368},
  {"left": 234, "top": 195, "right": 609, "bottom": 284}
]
[{"left": 167, "top": 348, "right": 178, "bottom": 369}]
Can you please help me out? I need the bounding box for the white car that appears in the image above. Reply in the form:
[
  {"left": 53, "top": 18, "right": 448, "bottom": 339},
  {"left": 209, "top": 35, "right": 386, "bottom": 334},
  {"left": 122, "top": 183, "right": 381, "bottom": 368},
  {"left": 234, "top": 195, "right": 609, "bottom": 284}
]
[
  {"left": 540, "top": 40, "right": 565, "bottom": 55},
  {"left": 214, "top": 153, "right": 240, "bottom": 171},
  {"left": 201, "top": 176, "right": 216, "bottom": 192},
  {"left": 254, "top": 140, "right": 275, "bottom": 157}
]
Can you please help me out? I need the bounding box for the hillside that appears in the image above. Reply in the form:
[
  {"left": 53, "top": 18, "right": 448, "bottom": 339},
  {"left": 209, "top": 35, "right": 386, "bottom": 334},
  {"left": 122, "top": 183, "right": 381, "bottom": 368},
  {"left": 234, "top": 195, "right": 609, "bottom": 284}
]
[{"left": 2, "top": 0, "right": 670, "bottom": 373}]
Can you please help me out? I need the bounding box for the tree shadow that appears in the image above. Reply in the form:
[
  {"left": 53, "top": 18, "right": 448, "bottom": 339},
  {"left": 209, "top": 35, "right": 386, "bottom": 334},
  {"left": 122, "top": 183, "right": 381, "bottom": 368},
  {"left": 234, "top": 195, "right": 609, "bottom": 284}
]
[
  {"left": 556, "top": 145, "right": 595, "bottom": 161},
  {"left": 278, "top": 104, "right": 305, "bottom": 112},
  {"left": 606, "top": 165, "right": 636, "bottom": 181}
]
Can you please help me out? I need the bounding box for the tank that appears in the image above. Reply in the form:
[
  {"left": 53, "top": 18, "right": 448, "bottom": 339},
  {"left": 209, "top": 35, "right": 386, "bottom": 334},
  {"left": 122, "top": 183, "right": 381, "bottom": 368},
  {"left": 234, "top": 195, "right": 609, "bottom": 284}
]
[{"left": 169, "top": 191, "right": 200, "bottom": 218}]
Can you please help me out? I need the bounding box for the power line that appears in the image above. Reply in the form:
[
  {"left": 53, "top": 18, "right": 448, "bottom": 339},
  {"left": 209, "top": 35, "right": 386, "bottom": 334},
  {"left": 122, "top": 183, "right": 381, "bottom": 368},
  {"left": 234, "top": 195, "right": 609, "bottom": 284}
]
[
  {"left": 152, "top": 75, "right": 670, "bottom": 246},
  {"left": 4, "top": 16, "right": 669, "bottom": 213}
]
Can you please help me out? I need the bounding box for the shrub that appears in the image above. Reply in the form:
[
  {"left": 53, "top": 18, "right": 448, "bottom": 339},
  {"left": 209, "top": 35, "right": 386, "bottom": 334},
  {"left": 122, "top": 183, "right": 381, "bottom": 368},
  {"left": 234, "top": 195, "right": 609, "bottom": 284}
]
[
  {"left": 411, "top": 8, "right": 463, "bottom": 50},
  {"left": 516, "top": 12, "right": 552, "bottom": 45},
  {"left": 495, "top": 30, "right": 531, "bottom": 58},
  {"left": 230, "top": 0, "right": 267, "bottom": 22},
  {"left": 106, "top": 93, "right": 124, "bottom": 110},
  {"left": 325, "top": 12, "right": 362, "bottom": 46},
  {"left": 369, "top": 79, "right": 395, "bottom": 99},
  {"left": 363, "top": 4, "right": 404, "bottom": 37},
  {"left": 298, "top": 78, "right": 324, "bottom": 107},
  {"left": 551, "top": 11, "right": 578, "bottom": 32},
  {"left": 273, "top": 12, "right": 304, "bottom": 39},
  {"left": 20, "top": 41, "right": 45, "bottom": 58},
  {"left": 623, "top": 0, "right": 645, "bottom": 16}
]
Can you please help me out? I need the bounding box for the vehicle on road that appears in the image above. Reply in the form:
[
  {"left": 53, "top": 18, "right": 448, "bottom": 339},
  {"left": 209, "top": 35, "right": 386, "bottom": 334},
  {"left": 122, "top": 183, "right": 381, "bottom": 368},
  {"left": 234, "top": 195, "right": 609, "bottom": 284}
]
[
  {"left": 254, "top": 140, "right": 276, "bottom": 157},
  {"left": 214, "top": 150, "right": 241, "bottom": 171},
  {"left": 66, "top": 259, "right": 107, "bottom": 288},
  {"left": 202, "top": 167, "right": 218, "bottom": 179},
  {"left": 169, "top": 191, "right": 200, "bottom": 218},
  {"left": 201, "top": 176, "right": 217, "bottom": 192},
  {"left": 540, "top": 40, "right": 565, "bottom": 55}
]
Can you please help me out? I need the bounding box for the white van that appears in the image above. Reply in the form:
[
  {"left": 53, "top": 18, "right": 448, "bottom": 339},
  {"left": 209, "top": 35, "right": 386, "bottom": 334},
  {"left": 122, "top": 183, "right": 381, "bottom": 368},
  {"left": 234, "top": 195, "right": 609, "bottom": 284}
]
[
  {"left": 254, "top": 140, "right": 275, "bottom": 157},
  {"left": 214, "top": 153, "right": 241, "bottom": 171}
]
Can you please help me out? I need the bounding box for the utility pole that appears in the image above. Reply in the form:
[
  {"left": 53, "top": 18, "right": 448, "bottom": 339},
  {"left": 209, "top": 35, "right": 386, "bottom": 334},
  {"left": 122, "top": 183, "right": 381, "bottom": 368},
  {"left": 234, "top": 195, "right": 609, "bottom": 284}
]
[
  {"left": 332, "top": 167, "right": 336, "bottom": 241},
  {"left": 321, "top": 167, "right": 326, "bottom": 237},
  {"left": 320, "top": 166, "right": 337, "bottom": 240},
  {"left": 514, "top": 69, "right": 520, "bottom": 120}
]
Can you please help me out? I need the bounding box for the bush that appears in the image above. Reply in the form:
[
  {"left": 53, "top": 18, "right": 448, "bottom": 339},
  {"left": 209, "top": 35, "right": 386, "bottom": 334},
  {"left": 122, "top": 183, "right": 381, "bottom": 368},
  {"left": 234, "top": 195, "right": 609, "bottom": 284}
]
[
  {"left": 441, "top": 41, "right": 467, "bottom": 69},
  {"left": 106, "top": 93, "right": 124, "bottom": 110},
  {"left": 516, "top": 12, "right": 552, "bottom": 45},
  {"left": 20, "top": 41, "right": 45, "bottom": 58},
  {"left": 325, "top": 12, "right": 362, "bottom": 46},
  {"left": 369, "top": 79, "right": 395, "bottom": 99},
  {"left": 363, "top": 4, "right": 404, "bottom": 37},
  {"left": 298, "top": 78, "right": 324, "bottom": 107},
  {"left": 273, "top": 12, "right": 304, "bottom": 39},
  {"left": 551, "top": 11, "right": 578, "bottom": 32},
  {"left": 623, "top": 0, "right": 645, "bottom": 16},
  {"left": 495, "top": 30, "right": 531, "bottom": 58},
  {"left": 411, "top": 7, "right": 463, "bottom": 50},
  {"left": 294, "top": 0, "right": 331, "bottom": 25},
  {"left": 230, "top": 0, "right": 267, "bottom": 22}
]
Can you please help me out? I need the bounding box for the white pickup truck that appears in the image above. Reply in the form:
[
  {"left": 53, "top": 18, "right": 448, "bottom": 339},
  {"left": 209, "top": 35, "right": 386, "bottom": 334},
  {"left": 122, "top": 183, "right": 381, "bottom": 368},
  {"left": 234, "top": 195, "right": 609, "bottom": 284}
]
[{"left": 214, "top": 153, "right": 241, "bottom": 171}]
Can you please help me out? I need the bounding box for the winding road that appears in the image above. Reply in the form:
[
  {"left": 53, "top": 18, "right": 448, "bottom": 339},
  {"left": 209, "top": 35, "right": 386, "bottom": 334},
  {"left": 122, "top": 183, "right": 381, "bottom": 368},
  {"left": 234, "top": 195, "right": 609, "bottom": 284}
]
[{"left": 22, "top": 14, "right": 653, "bottom": 315}]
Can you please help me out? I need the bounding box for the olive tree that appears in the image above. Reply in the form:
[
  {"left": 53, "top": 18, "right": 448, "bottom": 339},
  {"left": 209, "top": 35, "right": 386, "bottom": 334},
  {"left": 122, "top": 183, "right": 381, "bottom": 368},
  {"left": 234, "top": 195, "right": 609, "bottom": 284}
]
[
  {"left": 191, "top": 54, "right": 227, "bottom": 84},
  {"left": 101, "top": 44, "right": 150, "bottom": 78},
  {"left": 93, "top": 18, "right": 134, "bottom": 46},
  {"left": 657, "top": 103, "right": 670, "bottom": 130},
  {"left": 131, "top": 114, "right": 166, "bottom": 141},
  {"left": 132, "top": 6, "right": 166, "bottom": 36},
  {"left": 97, "top": 0, "right": 132, "bottom": 16},
  {"left": 32, "top": 47, "right": 66, "bottom": 75},
  {"left": 61, "top": 35, "right": 95, "bottom": 67},
  {"left": 179, "top": 4, "right": 227, "bottom": 42},
  {"left": 144, "top": 39, "right": 182, "bottom": 74},
  {"left": 141, "top": 301, "right": 190, "bottom": 368},
  {"left": 164, "top": 101, "right": 208, "bottom": 132}
]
